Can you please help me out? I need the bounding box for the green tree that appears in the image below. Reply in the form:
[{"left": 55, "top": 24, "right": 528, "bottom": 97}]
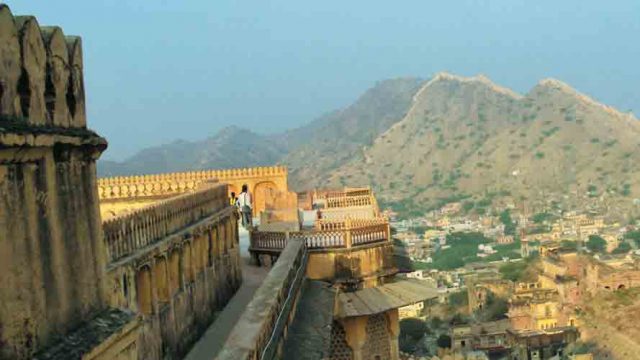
[
  {"left": 560, "top": 240, "right": 578, "bottom": 251},
  {"left": 399, "top": 318, "right": 428, "bottom": 353},
  {"left": 400, "top": 318, "right": 427, "bottom": 340},
  {"left": 586, "top": 235, "right": 607, "bottom": 253},
  {"left": 436, "top": 334, "right": 452, "bottom": 349},
  {"left": 612, "top": 241, "right": 632, "bottom": 254},
  {"left": 624, "top": 230, "right": 640, "bottom": 247},
  {"left": 449, "top": 291, "right": 469, "bottom": 307},
  {"left": 430, "top": 316, "right": 443, "bottom": 330},
  {"left": 500, "top": 209, "right": 516, "bottom": 235},
  {"left": 532, "top": 212, "right": 554, "bottom": 224},
  {"left": 499, "top": 261, "right": 528, "bottom": 282}
]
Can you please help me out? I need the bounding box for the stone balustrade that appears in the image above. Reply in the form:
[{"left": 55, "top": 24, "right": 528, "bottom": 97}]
[
  {"left": 314, "top": 187, "right": 372, "bottom": 200},
  {"left": 250, "top": 219, "right": 391, "bottom": 253},
  {"left": 217, "top": 239, "right": 307, "bottom": 360},
  {"left": 315, "top": 216, "right": 389, "bottom": 231},
  {"left": 103, "top": 183, "right": 227, "bottom": 263},
  {"left": 325, "top": 194, "right": 374, "bottom": 208},
  {"left": 98, "top": 166, "right": 288, "bottom": 200}
]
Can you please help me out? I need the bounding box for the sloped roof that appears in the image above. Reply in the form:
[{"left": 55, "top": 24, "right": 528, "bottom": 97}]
[{"left": 337, "top": 279, "right": 439, "bottom": 318}]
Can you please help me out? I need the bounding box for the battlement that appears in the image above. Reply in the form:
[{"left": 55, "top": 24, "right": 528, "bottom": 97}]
[
  {"left": 98, "top": 166, "right": 288, "bottom": 200},
  {"left": 0, "top": 5, "right": 87, "bottom": 129}
]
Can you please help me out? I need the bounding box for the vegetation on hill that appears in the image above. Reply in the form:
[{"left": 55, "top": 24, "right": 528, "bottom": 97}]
[
  {"left": 498, "top": 255, "right": 540, "bottom": 282},
  {"left": 99, "top": 73, "right": 640, "bottom": 220},
  {"left": 414, "top": 231, "right": 521, "bottom": 271},
  {"left": 587, "top": 235, "right": 607, "bottom": 253}
]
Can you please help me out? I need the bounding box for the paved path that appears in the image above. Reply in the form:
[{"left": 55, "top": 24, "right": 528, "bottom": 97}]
[{"left": 185, "top": 224, "right": 268, "bottom": 360}]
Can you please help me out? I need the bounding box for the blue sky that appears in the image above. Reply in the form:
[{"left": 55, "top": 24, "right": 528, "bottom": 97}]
[{"left": 9, "top": 0, "right": 640, "bottom": 160}]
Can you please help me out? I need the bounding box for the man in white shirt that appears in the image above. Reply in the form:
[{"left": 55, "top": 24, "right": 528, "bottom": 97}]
[{"left": 236, "top": 184, "right": 252, "bottom": 228}]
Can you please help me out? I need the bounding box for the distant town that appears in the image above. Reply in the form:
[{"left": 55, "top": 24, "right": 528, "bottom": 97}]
[{"left": 390, "top": 199, "right": 640, "bottom": 359}]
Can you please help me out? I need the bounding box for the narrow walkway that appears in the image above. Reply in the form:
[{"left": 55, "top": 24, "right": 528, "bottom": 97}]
[{"left": 185, "top": 225, "right": 268, "bottom": 360}]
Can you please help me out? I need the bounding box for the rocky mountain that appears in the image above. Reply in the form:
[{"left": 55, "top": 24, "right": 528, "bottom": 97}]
[
  {"left": 98, "top": 77, "right": 423, "bottom": 178},
  {"left": 99, "top": 73, "right": 640, "bottom": 217},
  {"left": 320, "top": 73, "right": 640, "bottom": 216},
  {"left": 277, "top": 77, "right": 424, "bottom": 189},
  {"left": 98, "top": 126, "right": 286, "bottom": 177}
]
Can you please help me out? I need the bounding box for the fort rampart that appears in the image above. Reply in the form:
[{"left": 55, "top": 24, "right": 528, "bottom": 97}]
[
  {"left": 98, "top": 166, "right": 289, "bottom": 216},
  {"left": 217, "top": 239, "right": 307, "bottom": 360},
  {"left": 104, "top": 184, "right": 242, "bottom": 358}
]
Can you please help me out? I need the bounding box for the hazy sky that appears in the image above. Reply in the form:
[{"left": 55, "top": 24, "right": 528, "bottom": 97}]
[{"left": 10, "top": 0, "right": 640, "bottom": 160}]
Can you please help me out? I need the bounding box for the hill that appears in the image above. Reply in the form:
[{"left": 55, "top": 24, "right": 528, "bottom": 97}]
[
  {"left": 99, "top": 77, "right": 423, "bottom": 179},
  {"left": 320, "top": 73, "right": 640, "bottom": 218},
  {"left": 98, "top": 73, "right": 640, "bottom": 219},
  {"left": 98, "top": 126, "right": 286, "bottom": 177}
]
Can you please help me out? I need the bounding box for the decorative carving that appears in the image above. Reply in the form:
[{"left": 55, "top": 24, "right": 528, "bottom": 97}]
[{"left": 0, "top": 5, "right": 86, "bottom": 128}]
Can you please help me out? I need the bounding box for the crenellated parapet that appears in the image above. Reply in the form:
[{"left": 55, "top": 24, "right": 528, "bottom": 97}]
[
  {"left": 0, "top": 6, "right": 119, "bottom": 360},
  {"left": 98, "top": 166, "right": 288, "bottom": 201},
  {"left": 0, "top": 5, "right": 87, "bottom": 129}
]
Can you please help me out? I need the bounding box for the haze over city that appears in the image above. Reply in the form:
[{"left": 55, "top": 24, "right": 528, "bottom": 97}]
[{"left": 10, "top": 0, "right": 640, "bottom": 160}]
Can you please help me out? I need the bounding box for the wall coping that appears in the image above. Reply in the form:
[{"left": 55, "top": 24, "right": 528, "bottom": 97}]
[
  {"left": 98, "top": 166, "right": 288, "bottom": 186},
  {"left": 216, "top": 239, "right": 307, "bottom": 360}
]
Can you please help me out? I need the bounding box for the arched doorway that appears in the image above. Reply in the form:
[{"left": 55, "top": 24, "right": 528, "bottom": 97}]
[
  {"left": 253, "top": 181, "right": 278, "bottom": 217},
  {"left": 136, "top": 265, "right": 153, "bottom": 315}
]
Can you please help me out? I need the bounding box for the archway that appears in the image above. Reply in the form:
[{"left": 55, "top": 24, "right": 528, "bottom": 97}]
[
  {"left": 253, "top": 181, "right": 278, "bottom": 216},
  {"left": 183, "top": 242, "right": 193, "bottom": 283},
  {"left": 169, "top": 249, "right": 181, "bottom": 293},
  {"left": 154, "top": 256, "right": 169, "bottom": 303},
  {"left": 136, "top": 265, "right": 153, "bottom": 315}
]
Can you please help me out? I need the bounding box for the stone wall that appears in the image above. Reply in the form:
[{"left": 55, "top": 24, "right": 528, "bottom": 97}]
[
  {"left": 306, "top": 241, "right": 397, "bottom": 288},
  {"left": 0, "top": 5, "right": 116, "bottom": 358},
  {"left": 98, "top": 166, "right": 289, "bottom": 216},
  {"left": 217, "top": 239, "right": 307, "bottom": 360},
  {"left": 103, "top": 185, "right": 242, "bottom": 359},
  {"left": 102, "top": 184, "right": 227, "bottom": 263}
]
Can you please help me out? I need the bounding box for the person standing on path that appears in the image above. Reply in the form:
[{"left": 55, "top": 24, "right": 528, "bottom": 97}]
[{"left": 236, "top": 184, "right": 253, "bottom": 229}]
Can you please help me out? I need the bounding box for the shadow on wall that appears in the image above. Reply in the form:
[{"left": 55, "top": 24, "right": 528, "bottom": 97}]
[{"left": 335, "top": 256, "right": 362, "bottom": 290}]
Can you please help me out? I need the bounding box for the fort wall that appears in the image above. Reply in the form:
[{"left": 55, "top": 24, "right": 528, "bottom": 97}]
[
  {"left": 0, "top": 5, "right": 116, "bottom": 358},
  {"left": 98, "top": 166, "right": 289, "bottom": 216},
  {"left": 216, "top": 239, "right": 307, "bottom": 360},
  {"left": 103, "top": 185, "right": 242, "bottom": 359}
]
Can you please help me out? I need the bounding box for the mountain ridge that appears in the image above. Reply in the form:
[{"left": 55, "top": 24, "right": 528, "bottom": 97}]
[{"left": 98, "top": 73, "right": 640, "bottom": 218}]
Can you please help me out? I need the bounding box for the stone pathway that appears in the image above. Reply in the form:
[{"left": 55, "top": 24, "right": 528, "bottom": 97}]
[{"left": 184, "top": 223, "right": 268, "bottom": 360}]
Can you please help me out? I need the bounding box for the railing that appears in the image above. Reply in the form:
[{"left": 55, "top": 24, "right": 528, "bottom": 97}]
[
  {"left": 250, "top": 220, "right": 390, "bottom": 252},
  {"left": 351, "top": 223, "right": 388, "bottom": 246},
  {"left": 318, "top": 207, "right": 379, "bottom": 221},
  {"left": 325, "top": 194, "right": 373, "bottom": 208},
  {"left": 102, "top": 184, "right": 228, "bottom": 263},
  {"left": 315, "top": 217, "right": 388, "bottom": 231},
  {"left": 290, "top": 230, "right": 346, "bottom": 249},
  {"left": 217, "top": 239, "right": 307, "bottom": 360},
  {"left": 314, "top": 187, "right": 372, "bottom": 200},
  {"left": 97, "top": 166, "right": 287, "bottom": 200}
]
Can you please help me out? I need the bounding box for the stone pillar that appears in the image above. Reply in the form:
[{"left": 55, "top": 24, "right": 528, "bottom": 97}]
[
  {"left": 345, "top": 218, "right": 353, "bottom": 248},
  {"left": 386, "top": 309, "right": 401, "bottom": 360},
  {"left": 343, "top": 316, "right": 368, "bottom": 360}
]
